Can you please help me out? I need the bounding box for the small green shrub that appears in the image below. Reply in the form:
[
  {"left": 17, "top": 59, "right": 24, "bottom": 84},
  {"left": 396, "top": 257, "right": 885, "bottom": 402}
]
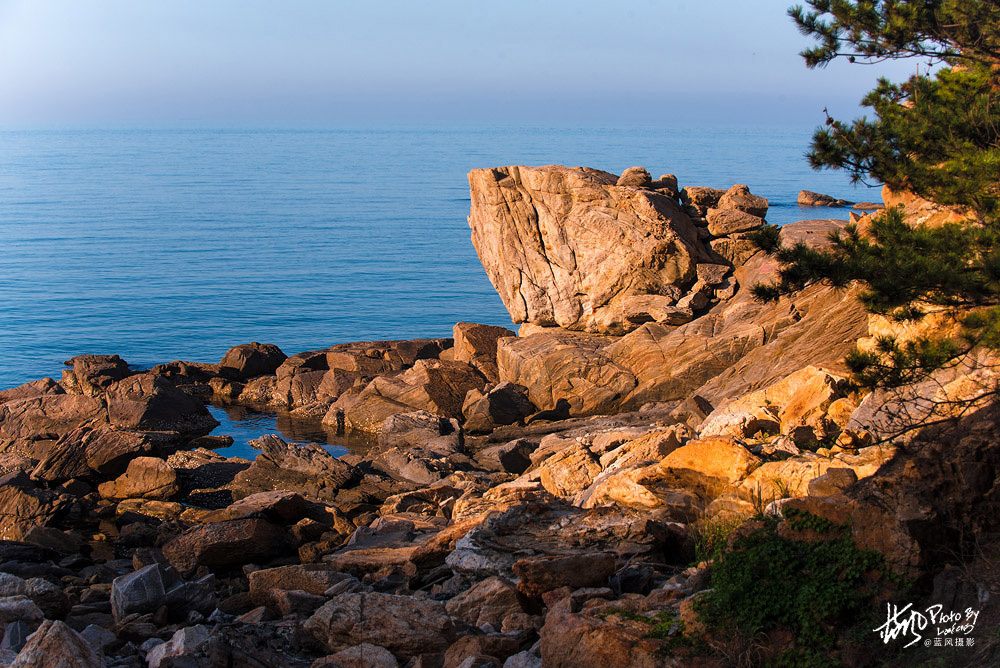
[{"left": 697, "top": 511, "right": 887, "bottom": 667}]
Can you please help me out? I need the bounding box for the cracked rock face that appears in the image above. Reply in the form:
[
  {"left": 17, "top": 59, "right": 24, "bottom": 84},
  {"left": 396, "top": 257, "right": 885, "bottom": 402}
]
[{"left": 468, "top": 165, "right": 708, "bottom": 334}]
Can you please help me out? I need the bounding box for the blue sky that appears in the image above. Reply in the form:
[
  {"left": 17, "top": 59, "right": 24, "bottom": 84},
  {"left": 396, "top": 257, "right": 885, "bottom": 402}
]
[{"left": 0, "top": 0, "right": 918, "bottom": 128}]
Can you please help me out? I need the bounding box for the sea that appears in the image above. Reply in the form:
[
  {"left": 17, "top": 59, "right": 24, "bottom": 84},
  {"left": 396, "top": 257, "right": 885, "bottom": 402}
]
[{"left": 0, "top": 126, "right": 877, "bottom": 455}]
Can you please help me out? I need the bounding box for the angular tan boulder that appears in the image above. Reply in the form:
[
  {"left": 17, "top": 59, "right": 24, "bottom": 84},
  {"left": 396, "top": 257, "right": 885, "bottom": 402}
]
[
  {"left": 702, "top": 366, "right": 849, "bottom": 438},
  {"left": 12, "top": 620, "right": 102, "bottom": 668},
  {"left": 329, "top": 359, "right": 487, "bottom": 434},
  {"left": 468, "top": 165, "right": 709, "bottom": 334},
  {"left": 445, "top": 576, "right": 525, "bottom": 628},
  {"left": 97, "top": 456, "right": 178, "bottom": 500},
  {"left": 497, "top": 331, "right": 636, "bottom": 415}
]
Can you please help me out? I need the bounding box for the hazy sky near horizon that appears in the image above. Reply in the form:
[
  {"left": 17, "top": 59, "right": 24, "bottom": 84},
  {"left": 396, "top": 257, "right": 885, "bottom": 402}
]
[{"left": 0, "top": 0, "right": 919, "bottom": 129}]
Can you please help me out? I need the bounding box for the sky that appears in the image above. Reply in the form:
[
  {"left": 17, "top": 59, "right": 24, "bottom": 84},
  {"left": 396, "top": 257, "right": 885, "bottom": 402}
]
[{"left": 0, "top": 0, "right": 920, "bottom": 129}]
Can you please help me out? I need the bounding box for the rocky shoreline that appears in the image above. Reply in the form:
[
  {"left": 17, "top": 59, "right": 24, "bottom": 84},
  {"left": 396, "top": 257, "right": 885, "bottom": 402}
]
[{"left": 0, "top": 166, "right": 996, "bottom": 667}]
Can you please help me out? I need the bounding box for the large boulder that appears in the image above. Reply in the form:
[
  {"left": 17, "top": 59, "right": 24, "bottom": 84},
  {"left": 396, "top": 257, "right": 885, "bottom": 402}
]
[
  {"left": 468, "top": 165, "right": 709, "bottom": 334},
  {"left": 11, "top": 620, "right": 102, "bottom": 668},
  {"left": 110, "top": 563, "right": 216, "bottom": 622},
  {"left": 97, "top": 456, "right": 179, "bottom": 500},
  {"left": 161, "top": 518, "right": 289, "bottom": 575},
  {"left": 219, "top": 342, "right": 287, "bottom": 381},
  {"left": 60, "top": 354, "right": 131, "bottom": 396},
  {"left": 31, "top": 423, "right": 179, "bottom": 483},
  {"left": 0, "top": 474, "right": 73, "bottom": 541},
  {"left": 271, "top": 338, "right": 450, "bottom": 409},
  {"left": 104, "top": 374, "right": 218, "bottom": 435},
  {"left": 330, "top": 359, "right": 487, "bottom": 434},
  {"left": 305, "top": 592, "right": 459, "bottom": 657},
  {"left": 229, "top": 434, "right": 359, "bottom": 502},
  {"left": 497, "top": 331, "right": 636, "bottom": 415}
]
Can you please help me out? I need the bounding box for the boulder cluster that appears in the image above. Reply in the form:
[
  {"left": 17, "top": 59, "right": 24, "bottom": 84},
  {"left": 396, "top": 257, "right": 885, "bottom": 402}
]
[{"left": 0, "top": 166, "right": 997, "bottom": 667}]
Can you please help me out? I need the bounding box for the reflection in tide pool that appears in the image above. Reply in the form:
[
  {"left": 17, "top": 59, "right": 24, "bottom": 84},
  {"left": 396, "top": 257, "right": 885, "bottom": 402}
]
[{"left": 205, "top": 403, "right": 372, "bottom": 460}]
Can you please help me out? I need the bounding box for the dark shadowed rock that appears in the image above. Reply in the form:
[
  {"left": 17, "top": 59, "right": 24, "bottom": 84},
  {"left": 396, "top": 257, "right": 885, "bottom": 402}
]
[
  {"left": 31, "top": 424, "right": 180, "bottom": 483},
  {"left": 162, "top": 518, "right": 289, "bottom": 575},
  {"left": 452, "top": 322, "right": 517, "bottom": 383},
  {"left": 462, "top": 382, "right": 536, "bottom": 434},
  {"left": 512, "top": 553, "right": 615, "bottom": 597},
  {"left": 0, "top": 473, "right": 73, "bottom": 541},
  {"left": 110, "top": 562, "right": 216, "bottom": 622},
  {"left": 219, "top": 342, "right": 287, "bottom": 381}
]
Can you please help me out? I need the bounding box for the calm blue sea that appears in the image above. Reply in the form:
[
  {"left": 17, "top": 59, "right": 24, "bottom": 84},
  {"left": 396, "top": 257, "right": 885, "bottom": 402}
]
[{"left": 0, "top": 126, "right": 875, "bottom": 452}]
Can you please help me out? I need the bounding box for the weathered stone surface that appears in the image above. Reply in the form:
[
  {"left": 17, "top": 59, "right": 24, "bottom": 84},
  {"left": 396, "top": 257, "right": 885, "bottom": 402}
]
[
  {"left": 105, "top": 374, "right": 218, "bottom": 435},
  {"left": 315, "top": 643, "right": 400, "bottom": 668},
  {"left": 110, "top": 563, "right": 216, "bottom": 622},
  {"left": 463, "top": 383, "right": 535, "bottom": 434},
  {"left": 656, "top": 436, "right": 760, "bottom": 493},
  {"left": 11, "top": 620, "right": 102, "bottom": 668},
  {"left": 705, "top": 208, "right": 764, "bottom": 236},
  {"left": 453, "top": 322, "right": 517, "bottom": 382},
  {"left": 60, "top": 354, "right": 131, "bottom": 396},
  {"left": 616, "top": 166, "right": 653, "bottom": 188},
  {"left": 31, "top": 423, "right": 177, "bottom": 483},
  {"left": 445, "top": 577, "right": 525, "bottom": 628},
  {"left": 468, "top": 165, "right": 709, "bottom": 334},
  {"left": 497, "top": 332, "right": 636, "bottom": 415},
  {"left": 219, "top": 342, "right": 287, "bottom": 381},
  {"left": 703, "top": 366, "right": 848, "bottom": 438},
  {"left": 679, "top": 186, "right": 726, "bottom": 214},
  {"left": 162, "top": 518, "right": 289, "bottom": 575},
  {"left": 618, "top": 295, "right": 694, "bottom": 329},
  {"left": 249, "top": 564, "right": 352, "bottom": 609},
  {"left": 0, "top": 394, "right": 104, "bottom": 446},
  {"left": 229, "top": 434, "right": 359, "bottom": 502},
  {"left": 0, "top": 474, "right": 73, "bottom": 541},
  {"left": 333, "top": 360, "right": 487, "bottom": 434},
  {"left": 305, "top": 592, "right": 458, "bottom": 657},
  {"left": 272, "top": 338, "right": 450, "bottom": 409},
  {"left": 0, "top": 378, "right": 64, "bottom": 405},
  {"left": 808, "top": 468, "right": 858, "bottom": 496},
  {"left": 97, "top": 456, "right": 178, "bottom": 500},
  {"left": 540, "top": 612, "right": 675, "bottom": 668},
  {"left": 536, "top": 444, "right": 603, "bottom": 498},
  {"left": 512, "top": 553, "right": 615, "bottom": 597},
  {"left": 798, "top": 190, "right": 853, "bottom": 207},
  {"left": 718, "top": 184, "right": 768, "bottom": 218}
]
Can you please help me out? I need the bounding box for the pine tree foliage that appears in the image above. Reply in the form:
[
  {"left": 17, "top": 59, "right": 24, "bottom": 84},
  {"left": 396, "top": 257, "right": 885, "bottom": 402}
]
[{"left": 754, "top": 1, "right": 1000, "bottom": 395}]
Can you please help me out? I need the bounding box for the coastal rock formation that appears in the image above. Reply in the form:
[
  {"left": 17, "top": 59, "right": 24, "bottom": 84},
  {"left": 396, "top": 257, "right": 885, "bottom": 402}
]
[
  {"left": 798, "top": 190, "right": 854, "bottom": 207},
  {"left": 467, "top": 165, "right": 710, "bottom": 334},
  {"left": 1, "top": 165, "right": 997, "bottom": 668}
]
